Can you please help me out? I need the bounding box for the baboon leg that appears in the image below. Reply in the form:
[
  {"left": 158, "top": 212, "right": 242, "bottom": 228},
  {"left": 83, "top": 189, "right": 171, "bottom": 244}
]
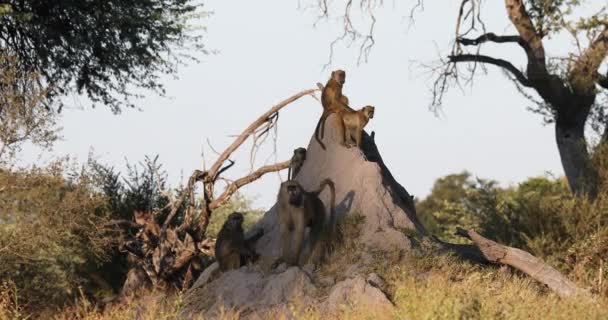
[
  {"left": 344, "top": 128, "right": 353, "bottom": 148},
  {"left": 226, "top": 252, "right": 241, "bottom": 270},
  {"left": 300, "top": 223, "right": 325, "bottom": 266},
  {"left": 335, "top": 114, "right": 348, "bottom": 147},
  {"left": 279, "top": 220, "right": 292, "bottom": 265},
  {"left": 290, "top": 215, "right": 307, "bottom": 266},
  {"left": 355, "top": 126, "right": 363, "bottom": 147}
]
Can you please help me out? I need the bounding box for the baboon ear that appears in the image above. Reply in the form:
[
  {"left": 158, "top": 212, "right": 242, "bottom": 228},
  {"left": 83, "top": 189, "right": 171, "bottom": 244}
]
[{"left": 331, "top": 71, "right": 336, "bottom": 77}]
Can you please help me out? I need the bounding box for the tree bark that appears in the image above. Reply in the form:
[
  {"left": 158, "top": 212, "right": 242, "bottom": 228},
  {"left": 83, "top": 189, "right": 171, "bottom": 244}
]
[
  {"left": 456, "top": 228, "right": 583, "bottom": 298},
  {"left": 555, "top": 120, "right": 588, "bottom": 196}
]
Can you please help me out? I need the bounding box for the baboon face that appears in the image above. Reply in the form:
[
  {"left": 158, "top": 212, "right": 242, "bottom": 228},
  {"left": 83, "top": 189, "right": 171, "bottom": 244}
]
[
  {"left": 364, "top": 105, "right": 375, "bottom": 119},
  {"left": 226, "top": 212, "right": 244, "bottom": 229},
  {"left": 294, "top": 147, "right": 306, "bottom": 160},
  {"left": 286, "top": 183, "right": 303, "bottom": 206},
  {"left": 331, "top": 69, "right": 346, "bottom": 86}
]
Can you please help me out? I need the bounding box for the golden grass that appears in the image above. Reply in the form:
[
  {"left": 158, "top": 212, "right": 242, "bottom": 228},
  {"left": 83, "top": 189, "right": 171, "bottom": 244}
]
[{"left": 4, "top": 214, "right": 606, "bottom": 320}]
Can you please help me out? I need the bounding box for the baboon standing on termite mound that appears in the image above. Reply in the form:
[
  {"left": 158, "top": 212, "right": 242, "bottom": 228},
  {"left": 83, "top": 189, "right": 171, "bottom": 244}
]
[
  {"left": 336, "top": 105, "right": 375, "bottom": 148},
  {"left": 315, "top": 70, "right": 353, "bottom": 149},
  {"left": 215, "top": 212, "right": 264, "bottom": 271},
  {"left": 277, "top": 179, "right": 336, "bottom": 267}
]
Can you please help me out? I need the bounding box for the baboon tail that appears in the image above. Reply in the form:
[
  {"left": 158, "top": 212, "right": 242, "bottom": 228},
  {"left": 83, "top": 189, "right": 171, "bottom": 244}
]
[
  {"left": 317, "top": 178, "right": 336, "bottom": 228},
  {"left": 314, "top": 116, "right": 326, "bottom": 150}
]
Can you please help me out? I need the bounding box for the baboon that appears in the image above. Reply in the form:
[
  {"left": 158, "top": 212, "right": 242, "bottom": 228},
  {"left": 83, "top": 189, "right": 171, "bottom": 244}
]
[
  {"left": 133, "top": 210, "right": 160, "bottom": 250},
  {"left": 336, "top": 105, "right": 375, "bottom": 148},
  {"left": 315, "top": 70, "right": 354, "bottom": 149},
  {"left": 277, "top": 179, "right": 336, "bottom": 267},
  {"left": 288, "top": 147, "right": 307, "bottom": 180},
  {"left": 215, "top": 212, "right": 264, "bottom": 271}
]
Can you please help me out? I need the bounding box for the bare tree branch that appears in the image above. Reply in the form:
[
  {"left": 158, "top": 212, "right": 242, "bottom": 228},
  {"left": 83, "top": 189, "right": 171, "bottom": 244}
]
[
  {"left": 210, "top": 160, "right": 290, "bottom": 210},
  {"left": 458, "top": 33, "right": 522, "bottom": 46},
  {"left": 449, "top": 54, "right": 533, "bottom": 87},
  {"left": 215, "top": 159, "right": 236, "bottom": 181},
  {"left": 160, "top": 169, "right": 206, "bottom": 236},
  {"left": 205, "top": 89, "right": 317, "bottom": 184},
  {"left": 570, "top": 26, "right": 608, "bottom": 93}
]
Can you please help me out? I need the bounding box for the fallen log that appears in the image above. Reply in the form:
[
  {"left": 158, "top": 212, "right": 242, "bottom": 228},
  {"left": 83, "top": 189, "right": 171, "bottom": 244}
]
[{"left": 456, "top": 228, "right": 583, "bottom": 298}]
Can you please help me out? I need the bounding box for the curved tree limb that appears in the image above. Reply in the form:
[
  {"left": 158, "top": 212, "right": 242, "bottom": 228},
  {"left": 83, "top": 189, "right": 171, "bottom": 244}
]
[
  {"left": 504, "top": 0, "right": 548, "bottom": 80},
  {"left": 449, "top": 54, "right": 533, "bottom": 87},
  {"left": 458, "top": 33, "right": 522, "bottom": 46},
  {"left": 205, "top": 89, "right": 317, "bottom": 184},
  {"left": 456, "top": 228, "right": 583, "bottom": 298}
]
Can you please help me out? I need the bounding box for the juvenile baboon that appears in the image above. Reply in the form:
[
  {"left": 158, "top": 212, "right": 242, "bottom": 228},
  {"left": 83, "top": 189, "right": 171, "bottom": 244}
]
[
  {"left": 277, "top": 179, "right": 336, "bottom": 267},
  {"left": 215, "top": 212, "right": 264, "bottom": 271},
  {"left": 315, "top": 70, "right": 354, "bottom": 149},
  {"left": 288, "top": 147, "right": 307, "bottom": 180},
  {"left": 133, "top": 210, "right": 160, "bottom": 250},
  {"left": 337, "top": 105, "right": 375, "bottom": 148}
]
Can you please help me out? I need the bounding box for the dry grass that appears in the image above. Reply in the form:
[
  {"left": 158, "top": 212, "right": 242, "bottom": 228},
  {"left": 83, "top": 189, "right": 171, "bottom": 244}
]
[
  {"left": 6, "top": 253, "right": 606, "bottom": 320},
  {"left": 3, "top": 214, "right": 607, "bottom": 319}
]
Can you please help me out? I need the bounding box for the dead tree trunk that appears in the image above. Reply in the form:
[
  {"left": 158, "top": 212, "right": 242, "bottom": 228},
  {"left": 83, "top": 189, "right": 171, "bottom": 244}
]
[
  {"left": 119, "top": 88, "right": 318, "bottom": 295},
  {"left": 456, "top": 228, "right": 583, "bottom": 298}
]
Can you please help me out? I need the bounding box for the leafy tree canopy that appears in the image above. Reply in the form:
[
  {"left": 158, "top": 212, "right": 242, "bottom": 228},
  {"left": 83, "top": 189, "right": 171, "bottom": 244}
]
[{"left": 0, "top": 0, "right": 205, "bottom": 112}]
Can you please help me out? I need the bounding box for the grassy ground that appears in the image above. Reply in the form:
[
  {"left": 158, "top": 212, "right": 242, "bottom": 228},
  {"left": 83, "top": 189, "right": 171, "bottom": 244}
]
[{"left": 2, "top": 214, "right": 606, "bottom": 319}]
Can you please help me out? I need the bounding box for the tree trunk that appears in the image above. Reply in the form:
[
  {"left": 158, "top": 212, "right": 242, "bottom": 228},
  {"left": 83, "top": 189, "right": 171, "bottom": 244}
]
[{"left": 555, "top": 118, "right": 589, "bottom": 196}]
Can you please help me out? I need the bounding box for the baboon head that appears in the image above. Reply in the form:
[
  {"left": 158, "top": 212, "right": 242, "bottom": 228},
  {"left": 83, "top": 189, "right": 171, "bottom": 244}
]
[
  {"left": 226, "top": 212, "right": 245, "bottom": 229},
  {"left": 331, "top": 69, "right": 346, "bottom": 86},
  {"left": 293, "top": 147, "right": 306, "bottom": 160},
  {"left": 284, "top": 180, "right": 303, "bottom": 206},
  {"left": 363, "top": 105, "right": 375, "bottom": 119}
]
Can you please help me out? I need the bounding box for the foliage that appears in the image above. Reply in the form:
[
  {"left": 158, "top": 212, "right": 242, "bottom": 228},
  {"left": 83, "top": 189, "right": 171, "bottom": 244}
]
[
  {"left": 0, "top": 53, "right": 59, "bottom": 164},
  {"left": 0, "top": 0, "right": 206, "bottom": 112},
  {"left": 87, "top": 156, "right": 176, "bottom": 293},
  {"left": 418, "top": 145, "right": 608, "bottom": 295},
  {"left": 0, "top": 161, "right": 120, "bottom": 310},
  {"left": 416, "top": 171, "right": 490, "bottom": 242}
]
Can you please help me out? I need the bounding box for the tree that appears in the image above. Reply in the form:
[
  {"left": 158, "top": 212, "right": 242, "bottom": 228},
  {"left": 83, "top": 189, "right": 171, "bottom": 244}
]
[
  {"left": 0, "top": 162, "right": 120, "bottom": 309},
  {"left": 0, "top": 0, "right": 205, "bottom": 112},
  {"left": 0, "top": 52, "right": 58, "bottom": 164},
  {"left": 309, "top": 0, "right": 608, "bottom": 196},
  {"left": 111, "top": 89, "right": 317, "bottom": 294}
]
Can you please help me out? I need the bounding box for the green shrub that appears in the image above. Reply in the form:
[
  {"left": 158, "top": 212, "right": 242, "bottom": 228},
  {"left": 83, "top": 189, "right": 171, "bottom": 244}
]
[
  {"left": 418, "top": 145, "right": 608, "bottom": 295},
  {"left": 0, "top": 162, "right": 120, "bottom": 309}
]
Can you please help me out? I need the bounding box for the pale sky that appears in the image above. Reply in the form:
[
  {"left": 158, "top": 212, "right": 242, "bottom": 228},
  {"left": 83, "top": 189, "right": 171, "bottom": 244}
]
[{"left": 23, "top": 0, "right": 573, "bottom": 209}]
